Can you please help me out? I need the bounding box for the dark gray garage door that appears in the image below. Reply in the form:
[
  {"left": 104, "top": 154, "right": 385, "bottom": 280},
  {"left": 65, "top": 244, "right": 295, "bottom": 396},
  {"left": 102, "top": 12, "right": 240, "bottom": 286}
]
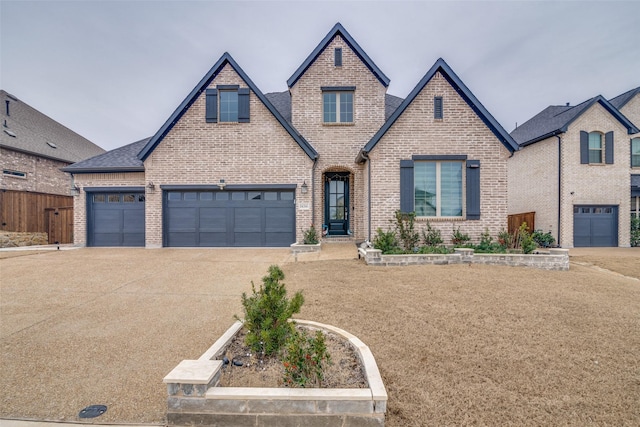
[
  {"left": 573, "top": 205, "right": 618, "bottom": 247},
  {"left": 164, "top": 189, "right": 295, "bottom": 247},
  {"left": 88, "top": 192, "right": 145, "bottom": 246}
]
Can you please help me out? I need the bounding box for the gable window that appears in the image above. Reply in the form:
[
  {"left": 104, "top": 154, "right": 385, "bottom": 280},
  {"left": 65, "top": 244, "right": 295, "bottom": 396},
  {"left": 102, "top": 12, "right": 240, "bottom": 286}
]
[
  {"left": 334, "top": 48, "right": 342, "bottom": 67},
  {"left": 632, "top": 138, "right": 640, "bottom": 168},
  {"left": 580, "top": 131, "right": 614, "bottom": 164},
  {"left": 3, "top": 169, "right": 26, "bottom": 179},
  {"left": 434, "top": 97, "right": 443, "bottom": 119},
  {"left": 589, "top": 132, "right": 603, "bottom": 163},
  {"left": 322, "top": 87, "right": 354, "bottom": 123},
  {"left": 205, "top": 86, "right": 250, "bottom": 123}
]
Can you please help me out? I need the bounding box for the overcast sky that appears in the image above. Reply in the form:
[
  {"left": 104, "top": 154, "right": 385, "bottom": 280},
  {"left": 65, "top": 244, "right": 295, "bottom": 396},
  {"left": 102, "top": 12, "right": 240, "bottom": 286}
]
[{"left": 1, "top": 0, "right": 638, "bottom": 151}]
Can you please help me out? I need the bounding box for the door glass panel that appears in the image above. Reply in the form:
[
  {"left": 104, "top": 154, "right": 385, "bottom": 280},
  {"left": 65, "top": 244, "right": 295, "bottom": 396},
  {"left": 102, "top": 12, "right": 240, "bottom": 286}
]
[
  {"left": 108, "top": 194, "right": 120, "bottom": 203},
  {"left": 231, "top": 192, "right": 245, "bottom": 201},
  {"left": 184, "top": 192, "right": 197, "bottom": 201},
  {"left": 138, "top": 195, "right": 145, "bottom": 202},
  {"left": 94, "top": 194, "right": 105, "bottom": 203},
  {"left": 280, "top": 192, "right": 294, "bottom": 201},
  {"left": 123, "top": 194, "right": 135, "bottom": 203},
  {"left": 215, "top": 192, "right": 229, "bottom": 200},
  {"left": 248, "top": 192, "right": 261, "bottom": 200},
  {"left": 200, "top": 192, "right": 213, "bottom": 201},
  {"left": 168, "top": 192, "right": 181, "bottom": 201},
  {"left": 264, "top": 192, "right": 278, "bottom": 200}
]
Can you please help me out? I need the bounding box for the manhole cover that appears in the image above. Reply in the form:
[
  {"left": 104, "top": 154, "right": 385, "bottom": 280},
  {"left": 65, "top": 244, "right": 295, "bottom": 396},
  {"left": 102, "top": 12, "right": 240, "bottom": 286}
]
[{"left": 79, "top": 405, "right": 107, "bottom": 418}]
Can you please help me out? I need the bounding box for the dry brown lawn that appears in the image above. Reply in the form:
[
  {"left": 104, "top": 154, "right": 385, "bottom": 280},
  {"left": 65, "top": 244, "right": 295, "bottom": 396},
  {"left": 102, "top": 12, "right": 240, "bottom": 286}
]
[{"left": 0, "top": 246, "right": 638, "bottom": 426}]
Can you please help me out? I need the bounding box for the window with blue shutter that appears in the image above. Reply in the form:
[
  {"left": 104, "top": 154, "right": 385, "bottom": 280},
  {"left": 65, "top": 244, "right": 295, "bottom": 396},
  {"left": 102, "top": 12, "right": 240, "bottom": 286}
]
[
  {"left": 580, "top": 131, "right": 589, "bottom": 164},
  {"left": 205, "top": 86, "right": 250, "bottom": 123},
  {"left": 465, "top": 160, "right": 480, "bottom": 220},
  {"left": 238, "top": 88, "right": 250, "bottom": 123},
  {"left": 400, "top": 160, "right": 414, "bottom": 213}
]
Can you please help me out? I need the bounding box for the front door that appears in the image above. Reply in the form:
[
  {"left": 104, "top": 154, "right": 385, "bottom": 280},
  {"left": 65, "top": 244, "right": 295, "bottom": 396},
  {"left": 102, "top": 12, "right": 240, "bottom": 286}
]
[{"left": 324, "top": 172, "right": 349, "bottom": 235}]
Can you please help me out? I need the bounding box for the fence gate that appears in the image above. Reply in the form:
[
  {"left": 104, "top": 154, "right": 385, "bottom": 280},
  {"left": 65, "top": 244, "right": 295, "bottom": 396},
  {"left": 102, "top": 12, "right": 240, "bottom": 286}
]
[
  {"left": 508, "top": 211, "right": 535, "bottom": 235},
  {"left": 45, "top": 207, "right": 74, "bottom": 244}
]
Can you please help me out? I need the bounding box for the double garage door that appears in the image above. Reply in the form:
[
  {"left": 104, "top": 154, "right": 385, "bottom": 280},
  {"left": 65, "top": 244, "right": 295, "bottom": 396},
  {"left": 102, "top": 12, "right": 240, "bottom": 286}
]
[
  {"left": 164, "top": 189, "right": 295, "bottom": 247},
  {"left": 573, "top": 205, "right": 618, "bottom": 247}
]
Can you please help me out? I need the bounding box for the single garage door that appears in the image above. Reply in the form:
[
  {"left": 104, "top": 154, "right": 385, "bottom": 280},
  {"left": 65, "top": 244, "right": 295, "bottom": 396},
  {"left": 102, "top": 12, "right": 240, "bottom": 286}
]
[
  {"left": 88, "top": 192, "right": 145, "bottom": 246},
  {"left": 164, "top": 189, "right": 295, "bottom": 247},
  {"left": 573, "top": 205, "right": 618, "bottom": 247}
]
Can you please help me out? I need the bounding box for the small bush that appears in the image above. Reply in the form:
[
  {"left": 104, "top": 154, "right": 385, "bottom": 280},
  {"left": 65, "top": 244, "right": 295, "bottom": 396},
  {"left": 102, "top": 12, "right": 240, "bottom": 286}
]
[
  {"left": 421, "top": 220, "right": 443, "bottom": 246},
  {"left": 518, "top": 222, "right": 537, "bottom": 254},
  {"left": 283, "top": 329, "right": 331, "bottom": 388},
  {"left": 630, "top": 217, "right": 640, "bottom": 247},
  {"left": 416, "top": 245, "right": 454, "bottom": 254},
  {"left": 532, "top": 230, "right": 555, "bottom": 248},
  {"left": 497, "top": 228, "right": 512, "bottom": 249},
  {"left": 373, "top": 227, "right": 400, "bottom": 254},
  {"left": 395, "top": 211, "right": 420, "bottom": 252},
  {"left": 302, "top": 224, "right": 319, "bottom": 244},
  {"left": 236, "top": 265, "right": 304, "bottom": 357},
  {"left": 451, "top": 227, "right": 471, "bottom": 246},
  {"left": 471, "top": 228, "right": 507, "bottom": 253}
]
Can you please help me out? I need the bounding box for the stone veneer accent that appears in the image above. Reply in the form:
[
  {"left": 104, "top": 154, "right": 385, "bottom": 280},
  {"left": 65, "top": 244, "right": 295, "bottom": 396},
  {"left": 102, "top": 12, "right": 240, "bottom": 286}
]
[
  {"left": 164, "top": 320, "right": 387, "bottom": 427},
  {"left": 360, "top": 247, "right": 570, "bottom": 271},
  {"left": 0, "top": 231, "right": 48, "bottom": 248},
  {"left": 1, "top": 148, "right": 72, "bottom": 196}
]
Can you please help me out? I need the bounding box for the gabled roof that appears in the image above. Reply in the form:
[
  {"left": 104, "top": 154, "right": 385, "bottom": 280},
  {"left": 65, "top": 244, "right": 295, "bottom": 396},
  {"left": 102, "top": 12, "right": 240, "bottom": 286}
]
[
  {"left": 609, "top": 86, "right": 640, "bottom": 110},
  {"left": 62, "top": 137, "right": 149, "bottom": 173},
  {"left": 1, "top": 90, "right": 105, "bottom": 163},
  {"left": 358, "top": 58, "right": 518, "bottom": 161},
  {"left": 287, "top": 23, "right": 390, "bottom": 89},
  {"left": 138, "top": 53, "right": 317, "bottom": 161},
  {"left": 512, "top": 95, "right": 639, "bottom": 147}
]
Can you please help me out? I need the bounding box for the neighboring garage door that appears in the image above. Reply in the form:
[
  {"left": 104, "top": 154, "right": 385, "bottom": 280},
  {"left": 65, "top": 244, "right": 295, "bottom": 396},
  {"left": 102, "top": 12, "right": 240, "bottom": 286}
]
[
  {"left": 164, "top": 189, "right": 295, "bottom": 247},
  {"left": 88, "top": 192, "right": 145, "bottom": 247},
  {"left": 573, "top": 205, "right": 618, "bottom": 247}
]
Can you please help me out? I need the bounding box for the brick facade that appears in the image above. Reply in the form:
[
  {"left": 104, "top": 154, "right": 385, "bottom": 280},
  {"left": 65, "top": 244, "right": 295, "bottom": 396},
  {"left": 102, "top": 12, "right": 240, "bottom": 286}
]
[
  {"left": 1, "top": 147, "right": 72, "bottom": 196},
  {"left": 369, "top": 72, "right": 512, "bottom": 241},
  {"left": 508, "top": 102, "right": 633, "bottom": 247}
]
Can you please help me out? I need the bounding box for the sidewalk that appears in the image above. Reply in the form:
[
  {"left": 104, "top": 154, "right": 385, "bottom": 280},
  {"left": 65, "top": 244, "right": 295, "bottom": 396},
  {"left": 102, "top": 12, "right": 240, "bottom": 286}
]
[{"left": 0, "top": 421, "right": 161, "bottom": 427}]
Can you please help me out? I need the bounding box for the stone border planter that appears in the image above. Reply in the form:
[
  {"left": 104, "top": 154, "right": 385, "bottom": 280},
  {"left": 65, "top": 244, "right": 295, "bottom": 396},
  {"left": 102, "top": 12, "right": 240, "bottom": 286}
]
[
  {"left": 359, "top": 247, "right": 569, "bottom": 271},
  {"left": 163, "top": 320, "right": 387, "bottom": 427},
  {"left": 290, "top": 242, "right": 322, "bottom": 253}
]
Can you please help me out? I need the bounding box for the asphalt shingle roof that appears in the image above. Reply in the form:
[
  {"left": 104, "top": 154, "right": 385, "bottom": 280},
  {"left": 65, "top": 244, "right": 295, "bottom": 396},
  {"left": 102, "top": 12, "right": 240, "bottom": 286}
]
[
  {"left": 609, "top": 87, "right": 640, "bottom": 110},
  {"left": 1, "top": 90, "right": 105, "bottom": 163},
  {"left": 62, "top": 138, "right": 148, "bottom": 172}
]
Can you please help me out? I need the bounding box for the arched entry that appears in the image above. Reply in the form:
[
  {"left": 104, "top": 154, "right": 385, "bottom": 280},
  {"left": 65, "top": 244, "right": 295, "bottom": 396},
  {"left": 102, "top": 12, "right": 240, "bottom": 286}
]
[{"left": 324, "top": 171, "right": 350, "bottom": 235}]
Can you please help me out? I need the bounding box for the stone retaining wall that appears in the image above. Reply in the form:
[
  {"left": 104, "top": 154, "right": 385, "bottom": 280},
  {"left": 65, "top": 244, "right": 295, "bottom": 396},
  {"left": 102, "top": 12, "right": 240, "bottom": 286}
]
[
  {"left": 164, "top": 320, "right": 387, "bottom": 427},
  {"left": 360, "top": 247, "right": 569, "bottom": 271},
  {"left": 0, "top": 231, "right": 48, "bottom": 248}
]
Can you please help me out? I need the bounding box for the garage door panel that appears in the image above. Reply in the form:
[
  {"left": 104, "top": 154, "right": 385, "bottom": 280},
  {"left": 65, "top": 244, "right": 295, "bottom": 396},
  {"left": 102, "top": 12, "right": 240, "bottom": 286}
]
[
  {"left": 234, "top": 208, "right": 262, "bottom": 232},
  {"left": 573, "top": 205, "right": 617, "bottom": 247},
  {"left": 199, "top": 208, "right": 227, "bottom": 232},
  {"left": 123, "top": 210, "right": 144, "bottom": 233},
  {"left": 122, "top": 233, "right": 145, "bottom": 247},
  {"left": 94, "top": 210, "right": 122, "bottom": 233},
  {"left": 234, "top": 232, "right": 263, "bottom": 247},
  {"left": 265, "top": 207, "right": 295, "bottom": 232},
  {"left": 168, "top": 208, "right": 198, "bottom": 232},
  {"left": 199, "top": 232, "right": 227, "bottom": 246},
  {"left": 93, "top": 233, "right": 124, "bottom": 247}
]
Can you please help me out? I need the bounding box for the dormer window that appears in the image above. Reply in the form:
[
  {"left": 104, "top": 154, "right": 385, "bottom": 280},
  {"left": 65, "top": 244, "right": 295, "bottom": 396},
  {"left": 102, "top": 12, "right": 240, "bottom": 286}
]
[
  {"left": 322, "top": 86, "right": 354, "bottom": 124},
  {"left": 334, "top": 48, "right": 342, "bottom": 67}
]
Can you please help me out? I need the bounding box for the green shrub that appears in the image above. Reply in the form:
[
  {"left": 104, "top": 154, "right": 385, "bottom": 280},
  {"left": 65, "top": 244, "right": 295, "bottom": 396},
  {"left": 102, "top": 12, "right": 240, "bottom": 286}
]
[
  {"left": 470, "top": 228, "right": 507, "bottom": 253},
  {"left": 302, "top": 224, "right": 319, "bottom": 244},
  {"left": 283, "top": 329, "right": 331, "bottom": 388},
  {"left": 373, "top": 227, "right": 400, "bottom": 254},
  {"left": 631, "top": 217, "right": 640, "bottom": 247},
  {"left": 451, "top": 227, "right": 471, "bottom": 246},
  {"left": 394, "top": 211, "right": 420, "bottom": 252},
  {"left": 416, "top": 245, "right": 454, "bottom": 254},
  {"left": 518, "top": 222, "right": 537, "bottom": 254},
  {"left": 531, "top": 229, "right": 555, "bottom": 248},
  {"left": 421, "top": 220, "right": 443, "bottom": 246},
  {"left": 236, "top": 265, "right": 304, "bottom": 357},
  {"left": 497, "top": 228, "right": 512, "bottom": 249}
]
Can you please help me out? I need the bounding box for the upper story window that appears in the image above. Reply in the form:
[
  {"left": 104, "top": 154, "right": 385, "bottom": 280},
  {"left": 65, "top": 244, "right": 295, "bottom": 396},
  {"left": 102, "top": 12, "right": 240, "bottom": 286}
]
[
  {"left": 434, "top": 97, "right": 443, "bottom": 119},
  {"left": 3, "top": 169, "right": 26, "bottom": 179},
  {"left": 589, "top": 132, "right": 603, "bottom": 163},
  {"left": 580, "top": 130, "right": 614, "bottom": 165},
  {"left": 414, "top": 161, "right": 463, "bottom": 217},
  {"left": 632, "top": 138, "right": 640, "bottom": 168},
  {"left": 205, "top": 86, "right": 250, "bottom": 123},
  {"left": 322, "top": 87, "right": 354, "bottom": 124},
  {"left": 334, "top": 48, "right": 342, "bottom": 67}
]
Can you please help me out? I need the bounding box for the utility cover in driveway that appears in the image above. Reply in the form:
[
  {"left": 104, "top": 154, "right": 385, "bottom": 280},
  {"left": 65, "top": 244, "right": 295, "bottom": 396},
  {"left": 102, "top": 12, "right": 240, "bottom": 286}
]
[
  {"left": 88, "top": 192, "right": 145, "bottom": 247},
  {"left": 573, "top": 205, "right": 618, "bottom": 247},
  {"left": 164, "top": 190, "right": 295, "bottom": 247}
]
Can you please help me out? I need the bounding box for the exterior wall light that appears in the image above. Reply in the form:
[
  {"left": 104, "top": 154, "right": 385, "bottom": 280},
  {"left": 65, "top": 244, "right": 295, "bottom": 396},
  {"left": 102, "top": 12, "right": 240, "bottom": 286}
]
[
  {"left": 71, "top": 185, "right": 81, "bottom": 196},
  {"left": 301, "top": 181, "right": 308, "bottom": 194},
  {"left": 147, "top": 181, "right": 156, "bottom": 193},
  {"left": 218, "top": 179, "right": 226, "bottom": 190}
]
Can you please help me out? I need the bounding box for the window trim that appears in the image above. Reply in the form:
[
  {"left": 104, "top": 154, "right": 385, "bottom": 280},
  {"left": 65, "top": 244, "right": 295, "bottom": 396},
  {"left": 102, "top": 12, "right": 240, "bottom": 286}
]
[
  {"left": 588, "top": 132, "right": 603, "bottom": 164},
  {"left": 321, "top": 87, "right": 355, "bottom": 124},
  {"left": 205, "top": 85, "right": 250, "bottom": 123},
  {"left": 632, "top": 138, "right": 640, "bottom": 168},
  {"left": 413, "top": 159, "right": 465, "bottom": 218}
]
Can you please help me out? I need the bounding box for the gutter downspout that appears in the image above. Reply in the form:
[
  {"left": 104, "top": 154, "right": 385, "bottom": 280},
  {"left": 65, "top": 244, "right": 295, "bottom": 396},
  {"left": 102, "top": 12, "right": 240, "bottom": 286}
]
[
  {"left": 556, "top": 135, "right": 562, "bottom": 247},
  {"left": 359, "top": 151, "right": 372, "bottom": 241},
  {"left": 311, "top": 157, "right": 318, "bottom": 226}
]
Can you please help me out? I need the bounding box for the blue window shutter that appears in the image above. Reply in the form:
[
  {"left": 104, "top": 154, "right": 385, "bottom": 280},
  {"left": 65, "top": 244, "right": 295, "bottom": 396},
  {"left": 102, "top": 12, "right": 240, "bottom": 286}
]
[
  {"left": 335, "top": 48, "right": 342, "bottom": 66},
  {"left": 605, "top": 131, "right": 614, "bottom": 164},
  {"left": 205, "top": 89, "right": 218, "bottom": 123},
  {"left": 238, "top": 88, "right": 250, "bottom": 123},
  {"left": 580, "top": 131, "right": 589, "bottom": 164},
  {"left": 466, "top": 160, "right": 480, "bottom": 220},
  {"left": 400, "top": 160, "right": 414, "bottom": 213}
]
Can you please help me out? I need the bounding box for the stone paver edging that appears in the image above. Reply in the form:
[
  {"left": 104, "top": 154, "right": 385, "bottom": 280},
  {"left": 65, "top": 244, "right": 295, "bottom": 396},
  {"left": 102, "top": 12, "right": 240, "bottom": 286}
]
[
  {"left": 163, "top": 320, "right": 387, "bottom": 426},
  {"left": 359, "top": 247, "right": 570, "bottom": 271}
]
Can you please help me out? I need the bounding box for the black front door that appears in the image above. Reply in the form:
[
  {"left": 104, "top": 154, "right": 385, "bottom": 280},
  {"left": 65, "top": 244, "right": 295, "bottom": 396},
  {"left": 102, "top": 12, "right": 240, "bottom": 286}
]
[{"left": 324, "top": 172, "right": 349, "bottom": 235}]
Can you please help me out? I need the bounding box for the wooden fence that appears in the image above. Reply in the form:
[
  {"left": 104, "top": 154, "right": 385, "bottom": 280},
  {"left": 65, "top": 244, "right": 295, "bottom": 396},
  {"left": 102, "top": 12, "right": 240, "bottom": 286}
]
[
  {"left": 0, "top": 190, "right": 74, "bottom": 243},
  {"left": 508, "top": 211, "right": 535, "bottom": 235}
]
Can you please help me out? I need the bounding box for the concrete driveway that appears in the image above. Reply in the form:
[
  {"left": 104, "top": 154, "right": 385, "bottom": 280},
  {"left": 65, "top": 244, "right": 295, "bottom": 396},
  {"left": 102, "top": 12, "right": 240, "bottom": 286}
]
[{"left": 0, "top": 246, "right": 354, "bottom": 424}]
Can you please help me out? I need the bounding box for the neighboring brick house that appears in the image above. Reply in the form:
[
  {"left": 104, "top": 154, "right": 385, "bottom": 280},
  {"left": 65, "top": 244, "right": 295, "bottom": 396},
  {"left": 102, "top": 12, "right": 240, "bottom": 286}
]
[
  {"left": 1, "top": 90, "right": 105, "bottom": 195},
  {"left": 64, "top": 23, "right": 518, "bottom": 248},
  {"left": 508, "top": 88, "right": 640, "bottom": 247}
]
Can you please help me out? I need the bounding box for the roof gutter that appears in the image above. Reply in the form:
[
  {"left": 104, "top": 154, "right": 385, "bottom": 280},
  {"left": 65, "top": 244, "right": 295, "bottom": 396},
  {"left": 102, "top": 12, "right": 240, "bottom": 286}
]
[
  {"left": 60, "top": 166, "right": 145, "bottom": 173},
  {"left": 518, "top": 129, "right": 565, "bottom": 148}
]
